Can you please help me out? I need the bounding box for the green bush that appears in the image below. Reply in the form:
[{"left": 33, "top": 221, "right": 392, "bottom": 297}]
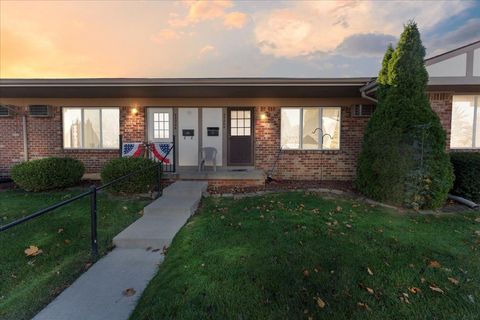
[
  {"left": 356, "top": 22, "right": 453, "bottom": 209},
  {"left": 450, "top": 152, "right": 480, "bottom": 202},
  {"left": 11, "top": 157, "right": 85, "bottom": 192},
  {"left": 101, "top": 157, "right": 157, "bottom": 193}
]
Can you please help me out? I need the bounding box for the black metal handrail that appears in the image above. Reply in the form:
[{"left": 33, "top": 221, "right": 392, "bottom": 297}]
[{"left": 0, "top": 143, "right": 174, "bottom": 259}]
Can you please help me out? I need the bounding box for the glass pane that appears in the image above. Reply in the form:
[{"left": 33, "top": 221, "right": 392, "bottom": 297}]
[
  {"left": 238, "top": 127, "right": 244, "bottom": 136},
  {"left": 322, "top": 108, "right": 341, "bottom": 149},
  {"left": 451, "top": 95, "right": 475, "bottom": 148},
  {"left": 244, "top": 110, "right": 251, "bottom": 119},
  {"left": 281, "top": 108, "right": 300, "bottom": 149},
  {"left": 158, "top": 113, "right": 164, "bottom": 121},
  {"left": 231, "top": 111, "right": 238, "bottom": 119},
  {"left": 63, "top": 108, "right": 82, "bottom": 148},
  {"left": 101, "top": 108, "right": 119, "bottom": 148},
  {"left": 164, "top": 113, "right": 169, "bottom": 121},
  {"left": 231, "top": 127, "right": 238, "bottom": 136},
  {"left": 244, "top": 127, "right": 251, "bottom": 136},
  {"left": 231, "top": 119, "right": 237, "bottom": 128},
  {"left": 154, "top": 113, "right": 159, "bottom": 121},
  {"left": 84, "top": 109, "right": 101, "bottom": 148},
  {"left": 303, "top": 108, "right": 320, "bottom": 149}
]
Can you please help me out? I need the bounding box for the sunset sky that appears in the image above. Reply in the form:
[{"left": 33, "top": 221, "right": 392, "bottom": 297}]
[{"left": 1, "top": 0, "right": 479, "bottom": 79}]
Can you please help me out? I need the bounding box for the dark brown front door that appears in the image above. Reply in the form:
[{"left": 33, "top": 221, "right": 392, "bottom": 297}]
[{"left": 227, "top": 108, "right": 254, "bottom": 166}]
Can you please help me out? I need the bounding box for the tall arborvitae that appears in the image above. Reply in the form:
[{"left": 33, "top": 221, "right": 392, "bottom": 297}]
[{"left": 356, "top": 22, "right": 453, "bottom": 209}]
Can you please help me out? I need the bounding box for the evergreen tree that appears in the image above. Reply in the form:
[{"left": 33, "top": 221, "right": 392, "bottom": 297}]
[{"left": 356, "top": 22, "right": 453, "bottom": 209}]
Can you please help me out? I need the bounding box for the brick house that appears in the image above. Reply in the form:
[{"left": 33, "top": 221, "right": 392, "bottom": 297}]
[{"left": 1, "top": 41, "right": 479, "bottom": 186}]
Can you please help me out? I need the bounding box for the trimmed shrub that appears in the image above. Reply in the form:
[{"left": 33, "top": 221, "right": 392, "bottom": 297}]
[
  {"left": 11, "top": 157, "right": 85, "bottom": 191},
  {"left": 450, "top": 153, "right": 480, "bottom": 203},
  {"left": 356, "top": 22, "right": 453, "bottom": 209},
  {"left": 101, "top": 157, "right": 157, "bottom": 194}
]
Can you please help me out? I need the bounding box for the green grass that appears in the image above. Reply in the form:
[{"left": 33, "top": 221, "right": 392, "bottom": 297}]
[
  {"left": 132, "top": 192, "right": 480, "bottom": 320},
  {"left": 0, "top": 188, "right": 151, "bottom": 320}
]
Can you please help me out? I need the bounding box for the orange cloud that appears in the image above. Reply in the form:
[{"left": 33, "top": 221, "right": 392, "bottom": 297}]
[
  {"left": 224, "top": 12, "right": 248, "bottom": 29},
  {"left": 151, "top": 29, "right": 181, "bottom": 44},
  {"left": 168, "top": 0, "right": 242, "bottom": 28},
  {"left": 199, "top": 45, "right": 216, "bottom": 56}
]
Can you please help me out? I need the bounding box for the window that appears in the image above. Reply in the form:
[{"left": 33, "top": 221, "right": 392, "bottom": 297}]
[
  {"left": 153, "top": 112, "right": 170, "bottom": 139},
  {"left": 451, "top": 95, "right": 479, "bottom": 149},
  {"left": 281, "top": 107, "right": 341, "bottom": 150},
  {"left": 230, "top": 110, "right": 251, "bottom": 136},
  {"left": 63, "top": 108, "right": 120, "bottom": 149}
]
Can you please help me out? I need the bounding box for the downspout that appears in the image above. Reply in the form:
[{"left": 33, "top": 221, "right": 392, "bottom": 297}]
[
  {"left": 23, "top": 114, "right": 28, "bottom": 161},
  {"left": 361, "top": 90, "right": 378, "bottom": 103}
]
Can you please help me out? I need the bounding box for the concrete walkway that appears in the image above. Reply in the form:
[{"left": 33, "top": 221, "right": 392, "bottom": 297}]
[{"left": 33, "top": 181, "right": 207, "bottom": 320}]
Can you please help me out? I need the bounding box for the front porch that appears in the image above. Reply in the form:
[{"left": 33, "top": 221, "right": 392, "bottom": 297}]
[{"left": 166, "top": 166, "right": 266, "bottom": 187}]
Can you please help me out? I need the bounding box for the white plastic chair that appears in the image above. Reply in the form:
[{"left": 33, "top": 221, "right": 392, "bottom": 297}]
[{"left": 199, "top": 147, "right": 217, "bottom": 172}]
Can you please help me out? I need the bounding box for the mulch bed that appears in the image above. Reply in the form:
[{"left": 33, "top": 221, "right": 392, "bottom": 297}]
[{"left": 208, "top": 179, "right": 353, "bottom": 195}]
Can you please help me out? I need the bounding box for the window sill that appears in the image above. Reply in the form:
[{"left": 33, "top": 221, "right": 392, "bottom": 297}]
[
  {"left": 282, "top": 149, "right": 341, "bottom": 154},
  {"left": 63, "top": 148, "right": 120, "bottom": 153}
]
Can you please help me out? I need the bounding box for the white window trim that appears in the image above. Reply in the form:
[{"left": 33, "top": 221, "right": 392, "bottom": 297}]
[
  {"left": 62, "top": 107, "right": 120, "bottom": 150},
  {"left": 451, "top": 95, "right": 480, "bottom": 150},
  {"left": 281, "top": 107, "right": 341, "bottom": 151}
]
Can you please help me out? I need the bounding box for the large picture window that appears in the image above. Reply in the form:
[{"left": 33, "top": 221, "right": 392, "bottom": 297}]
[
  {"left": 281, "top": 107, "right": 341, "bottom": 150},
  {"left": 451, "top": 95, "right": 479, "bottom": 149},
  {"left": 63, "top": 107, "right": 120, "bottom": 149}
]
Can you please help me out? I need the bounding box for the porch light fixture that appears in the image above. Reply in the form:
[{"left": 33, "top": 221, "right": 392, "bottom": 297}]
[
  {"left": 131, "top": 107, "right": 138, "bottom": 115},
  {"left": 260, "top": 113, "right": 267, "bottom": 120}
]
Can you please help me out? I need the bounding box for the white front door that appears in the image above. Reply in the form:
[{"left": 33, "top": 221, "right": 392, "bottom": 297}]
[
  {"left": 147, "top": 108, "right": 173, "bottom": 143},
  {"left": 178, "top": 108, "right": 199, "bottom": 166}
]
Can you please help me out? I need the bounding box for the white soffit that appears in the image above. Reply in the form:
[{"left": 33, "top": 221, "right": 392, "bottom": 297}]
[
  {"left": 426, "top": 53, "right": 467, "bottom": 77},
  {"left": 474, "top": 49, "right": 480, "bottom": 77}
]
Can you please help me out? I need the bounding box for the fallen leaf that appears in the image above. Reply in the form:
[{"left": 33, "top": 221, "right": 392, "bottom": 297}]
[
  {"left": 367, "top": 267, "right": 374, "bottom": 276},
  {"left": 448, "top": 277, "right": 459, "bottom": 285},
  {"left": 357, "top": 302, "right": 371, "bottom": 311},
  {"left": 24, "top": 245, "right": 43, "bottom": 257},
  {"left": 409, "top": 287, "right": 421, "bottom": 294},
  {"left": 428, "top": 260, "right": 441, "bottom": 268},
  {"left": 123, "top": 206, "right": 128, "bottom": 210},
  {"left": 123, "top": 288, "right": 136, "bottom": 297},
  {"left": 429, "top": 285, "right": 444, "bottom": 294},
  {"left": 314, "top": 297, "right": 326, "bottom": 309},
  {"left": 64, "top": 239, "right": 71, "bottom": 244},
  {"left": 366, "top": 287, "right": 374, "bottom": 294},
  {"left": 346, "top": 224, "right": 352, "bottom": 229},
  {"left": 420, "top": 277, "right": 427, "bottom": 283},
  {"left": 336, "top": 206, "right": 342, "bottom": 212},
  {"left": 475, "top": 217, "right": 480, "bottom": 223},
  {"left": 57, "top": 228, "right": 64, "bottom": 233},
  {"left": 162, "top": 245, "right": 169, "bottom": 255},
  {"left": 303, "top": 269, "right": 310, "bottom": 277}
]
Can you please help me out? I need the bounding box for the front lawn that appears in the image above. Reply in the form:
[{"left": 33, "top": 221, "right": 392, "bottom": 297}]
[
  {"left": 132, "top": 192, "right": 480, "bottom": 320},
  {"left": 0, "top": 188, "right": 150, "bottom": 320}
]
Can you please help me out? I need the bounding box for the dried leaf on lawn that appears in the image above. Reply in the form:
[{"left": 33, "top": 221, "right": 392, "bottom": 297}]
[
  {"left": 314, "top": 297, "right": 326, "bottom": 309},
  {"left": 428, "top": 260, "right": 441, "bottom": 268},
  {"left": 366, "top": 287, "right": 374, "bottom": 294},
  {"left": 24, "top": 245, "right": 43, "bottom": 257},
  {"left": 408, "top": 287, "right": 421, "bottom": 294},
  {"left": 357, "top": 302, "right": 371, "bottom": 311},
  {"left": 367, "top": 267, "right": 374, "bottom": 276},
  {"left": 429, "top": 285, "right": 444, "bottom": 294},
  {"left": 448, "top": 277, "right": 459, "bottom": 285},
  {"left": 303, "top": 269, "right": 310, "bottom": 277}
]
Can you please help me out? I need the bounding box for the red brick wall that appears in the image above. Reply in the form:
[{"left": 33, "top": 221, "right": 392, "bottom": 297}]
[
  {"left": 254, "top": 106, "right": 370, "bottom": 181},
  {"left": 428, "top": 92, "right": 452, "bottom": 150},
  {"left": 0, "top": 106, "right": 145, "bottom": 175},
  {"left": 0, "top": 106, "right": 25, "bottom": 175},
  {"left": 254, "top": 92, "right": 466, "bottom": 181},
  {"left": 0, "top": 94, "right": 470, "bottom": 179}
]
